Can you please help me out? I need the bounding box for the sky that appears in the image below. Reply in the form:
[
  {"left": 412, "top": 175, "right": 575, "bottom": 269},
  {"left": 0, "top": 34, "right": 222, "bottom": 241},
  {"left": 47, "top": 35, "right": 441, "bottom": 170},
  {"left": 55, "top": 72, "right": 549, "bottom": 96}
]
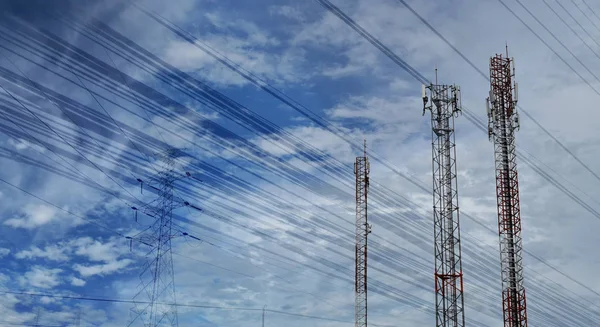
[{"left": 1, "top": 0, "right": 600, "bottom": 326}]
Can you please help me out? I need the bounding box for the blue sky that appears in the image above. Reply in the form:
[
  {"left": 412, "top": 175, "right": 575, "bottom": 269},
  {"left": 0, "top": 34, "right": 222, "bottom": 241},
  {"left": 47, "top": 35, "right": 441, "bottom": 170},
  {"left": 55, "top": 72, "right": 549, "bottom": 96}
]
[{"left": 1, "top": 0, "right": 600, "bottom": 326}]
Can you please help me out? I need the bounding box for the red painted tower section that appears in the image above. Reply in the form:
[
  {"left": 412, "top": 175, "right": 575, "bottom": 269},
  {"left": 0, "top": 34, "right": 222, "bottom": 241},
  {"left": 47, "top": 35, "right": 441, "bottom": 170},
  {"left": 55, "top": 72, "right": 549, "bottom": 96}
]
[{"left": 486, "top": 47, "right": 528, "bottom": 327}]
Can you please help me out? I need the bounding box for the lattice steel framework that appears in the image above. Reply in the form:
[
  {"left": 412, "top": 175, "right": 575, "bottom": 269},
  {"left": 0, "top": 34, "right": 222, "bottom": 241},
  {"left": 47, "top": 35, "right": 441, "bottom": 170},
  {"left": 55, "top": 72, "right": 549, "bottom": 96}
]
[
  {"left": 422, "top": 79, "right": 465, "bottom": 327},
  {"left": 354, "top": 141, "right": 371, "bottom": 327},
  {"left": 486, "top": 47, "right": 527, "bottom": 327},
  {"left": 129, "top": 149, "right": 199, "bottom": 327}
]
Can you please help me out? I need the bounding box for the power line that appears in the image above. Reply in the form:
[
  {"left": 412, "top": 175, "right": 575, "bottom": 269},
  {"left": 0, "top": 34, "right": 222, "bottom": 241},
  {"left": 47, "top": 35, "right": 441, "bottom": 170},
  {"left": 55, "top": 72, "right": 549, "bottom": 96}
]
[
  {"left": 1, "top": 131, "right": 596, "bottom": 326},
  {"left": 580, "top": 0, "right": 600, "bottom": 25},
  {"left": 511, "top": 0, "right": 600, "bottom": 85},
  {"left": 0, "top": 290, "right": 393, "bottom": 326},
  {"left": 1, "top": 8, "right": 600, "bottom": 326},
  {"left": 315, "top": 0, "right": 600, "bottom": 307},
  {"left": 393, "top": 0, "right": 600, "bottom": 184},
  {"left": 540, "top": 0, "right": 600, "bottom": 63},
  {"left": 569, "top": 0, "right": 600, "bottom": 34},
  {"left": 550, "top": 0, "right": 600, "bottom": 50},
  {"left": 0, "top": 175, "right": 127, "bottom": 237},
  {"left": 0, "top": 54, "right": 141, "bottom": 203},
  {"left": 0, "top": 321, "right": 64, "bottom": 327}
]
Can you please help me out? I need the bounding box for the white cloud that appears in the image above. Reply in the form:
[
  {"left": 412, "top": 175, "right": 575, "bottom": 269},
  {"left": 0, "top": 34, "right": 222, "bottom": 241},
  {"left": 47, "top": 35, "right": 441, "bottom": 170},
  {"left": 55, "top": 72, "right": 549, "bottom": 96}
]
[
  {"left": 0, "top": 248, "right": 10, "bottom": 258},
  {"left": 70, "top": 276, "right": 86, "bottom": 287},
  {"left": 326, "top": 95, "right": 422, "bottom": 125},
  {"left": 269, "top": 5, "right": 305, "bottom": 21},
  {"left": 4, "top": 204, "right": 58, "bottom": 229},
  {"left": 71, "top": 237, "right": 125, "bottom": 262},
  {"left": 3, "top": 203, "right": 85, "bottom": 231},
  {"left": 14, "top": 236, "right": 126, "bottom": 263},
  {"left": 19, "top": 266, "right": 62, "bottom": 289},
  {"left": 7, "top": 138, "right": 33, "bottom": 151},
  {"left": 3, "top": 0, "right": 600, "bottom": 325},
  {"left": 163, "top": 41, "right": 215, "bottom": 71},
  {"left": 15, "top": 245, "right": 69, "bottom": 262},
  {"left": 73, "top": 259, "right": 133, "bottom": 277},
  {"left": 14, "top": 237, "right": 132, "bottom": 282}
]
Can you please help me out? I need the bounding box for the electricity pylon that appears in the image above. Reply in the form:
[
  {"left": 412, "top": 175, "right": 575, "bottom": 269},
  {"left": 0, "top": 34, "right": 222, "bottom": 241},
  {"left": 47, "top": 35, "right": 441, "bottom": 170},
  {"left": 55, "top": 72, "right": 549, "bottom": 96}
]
[{"left": 128, "top": 149, "right": 201, "bottom": 327}]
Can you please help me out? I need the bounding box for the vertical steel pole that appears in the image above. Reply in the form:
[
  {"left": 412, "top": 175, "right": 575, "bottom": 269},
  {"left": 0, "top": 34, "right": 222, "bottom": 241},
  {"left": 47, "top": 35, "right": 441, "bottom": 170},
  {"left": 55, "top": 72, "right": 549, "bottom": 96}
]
[
  {"left": 355, "top": 141, "right": 371, "bottom": 327},
  {"left": 422, "top": 80, "right": 465, "bottom": 327},
  {"left": 487, "top": 47, "right": 527, "bottom": 327}
]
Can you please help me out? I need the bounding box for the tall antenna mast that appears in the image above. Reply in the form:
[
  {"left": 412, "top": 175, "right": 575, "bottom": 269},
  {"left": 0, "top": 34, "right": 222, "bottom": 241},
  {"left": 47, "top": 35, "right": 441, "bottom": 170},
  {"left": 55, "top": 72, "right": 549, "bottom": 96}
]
[
  {"left": 355, "top": 139, "right": 371, "bottom": 327},
  {"left": 486, "top": 46, "right": 527, "bottom": 327},
  {"left": 422, "top": 74, "right": 466, "bottom": 327}
]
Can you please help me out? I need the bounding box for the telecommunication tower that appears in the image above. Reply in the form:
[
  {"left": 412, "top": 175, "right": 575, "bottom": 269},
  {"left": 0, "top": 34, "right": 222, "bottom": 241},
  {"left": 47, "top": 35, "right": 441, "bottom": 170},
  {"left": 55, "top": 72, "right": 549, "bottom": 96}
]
[
  {"left": 421, "top": 72, "right": 465, "bottom": 327},
  {"left": 486, "top": 47, "right": 527, "bottom": 327},
  {"left": 128, "top": 149, "right": 201, "bottom": 327},
  {"left": 354, "top": 140, "right": 371, "bottom": 327}
]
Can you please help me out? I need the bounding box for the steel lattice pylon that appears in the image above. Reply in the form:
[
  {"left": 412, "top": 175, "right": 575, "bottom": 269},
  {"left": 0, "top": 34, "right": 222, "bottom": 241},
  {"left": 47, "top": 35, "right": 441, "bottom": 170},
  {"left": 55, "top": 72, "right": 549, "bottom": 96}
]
[
  {"left": 486, "top": 47, "right": 527, "bottom": 327},
  {"left": 128, "top": 149, "right": 198, "bottom": 327},
  {"left": 354, "top": 141, "right": 371, "bottom": 327},
  {"left": 422, "top": 79, "right": 465, "bottom": 327}
]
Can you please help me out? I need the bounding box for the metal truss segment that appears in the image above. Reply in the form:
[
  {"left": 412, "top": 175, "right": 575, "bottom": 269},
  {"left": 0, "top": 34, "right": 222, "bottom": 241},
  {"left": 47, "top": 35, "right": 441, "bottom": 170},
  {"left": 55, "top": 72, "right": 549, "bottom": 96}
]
[
  {"left": 486, "top": 47, "right": 528, "bottom": 327},
  {"left": 355, "top": 141, "right": 371, "bottom": 327},
  {"left": 422, "top": 79, "right": 465, "bottom": 327}
]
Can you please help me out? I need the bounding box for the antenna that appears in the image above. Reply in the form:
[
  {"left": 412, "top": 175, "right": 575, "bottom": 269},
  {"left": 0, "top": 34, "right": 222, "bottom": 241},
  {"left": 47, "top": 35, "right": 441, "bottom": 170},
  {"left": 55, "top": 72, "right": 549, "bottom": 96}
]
[
  {"left": 354, "top": 141, "right": 370, "bottom": 327},
  {"left": 512, "top": 57, "right": 516, "bottom": 75},
  {"left": 488, "top": 47, "right": 528, "bottom": 327},
  {"left": 421, "top": 74, "right": 466, "bottom": 327}
]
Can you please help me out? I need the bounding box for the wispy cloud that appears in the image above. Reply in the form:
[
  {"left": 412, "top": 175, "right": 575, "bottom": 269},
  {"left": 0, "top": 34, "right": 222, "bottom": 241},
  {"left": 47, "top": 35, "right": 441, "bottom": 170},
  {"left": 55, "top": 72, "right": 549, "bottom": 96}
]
[
  {"left": 73, "top": 259, "right": 133, "bottom": 277},
  {"left": 1, "top": 0, "right": 600, "bottom": 326},
  {"left": 19, "top": 266, "right": 63, "bottom": 289}
]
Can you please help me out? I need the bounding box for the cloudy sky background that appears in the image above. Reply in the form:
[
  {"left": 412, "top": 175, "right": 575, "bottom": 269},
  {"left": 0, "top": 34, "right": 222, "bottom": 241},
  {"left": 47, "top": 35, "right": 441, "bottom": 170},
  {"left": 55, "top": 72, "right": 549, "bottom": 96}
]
[{"left": 1, "top": 0, "right": 600, "bottom": 326}]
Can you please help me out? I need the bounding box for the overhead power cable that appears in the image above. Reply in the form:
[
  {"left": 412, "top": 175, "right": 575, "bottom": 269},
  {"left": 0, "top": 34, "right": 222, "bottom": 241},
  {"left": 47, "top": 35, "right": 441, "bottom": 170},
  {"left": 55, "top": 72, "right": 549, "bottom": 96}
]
[
  {"left": 570, "top": 0, "right": 600, "bottom": 34},
  {"left": 392, "top": 0, "right": 600, "bottom": 184},
  {"left": 580, "top": 0, "right": 600, "bottom": 25},
  {"left": 0, "top": 53, "right": 141, "bottom": 204},
  {"left": 0, "top": 290, "right": 396, "bottom": 327},
  {"left": 540, "top": 0, "right": 600, "bottom": 62},
  {"left": 0, "top": 322, "right": 64, "bottom": 327},
  {"left": 512, "top": 0, "right": 600, "bottom": 84},
  {"left": 550, "top": 0, "right": 600, "bottom": 50},
  {"left": 2, "top": 8, "right": 596, "bottom": 326},
  {"left": 314, "top": 0, "right": 600, "bottom": 295}
]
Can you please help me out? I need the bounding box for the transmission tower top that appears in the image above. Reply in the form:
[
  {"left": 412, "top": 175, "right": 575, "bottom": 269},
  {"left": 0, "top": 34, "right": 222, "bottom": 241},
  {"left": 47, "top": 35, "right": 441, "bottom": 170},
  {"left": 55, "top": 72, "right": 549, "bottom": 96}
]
[
  {"left": 486, "top": 47, "right": 528, "bottom": 327},
  {"left": 128, "top": 148, "right": 202, "bottom": 327},
  {"left": 420, "top": 74, "right": 466, "bottom": 327},
  {"left": 486, "top": 46, "right": 519, "bottom": 139}
]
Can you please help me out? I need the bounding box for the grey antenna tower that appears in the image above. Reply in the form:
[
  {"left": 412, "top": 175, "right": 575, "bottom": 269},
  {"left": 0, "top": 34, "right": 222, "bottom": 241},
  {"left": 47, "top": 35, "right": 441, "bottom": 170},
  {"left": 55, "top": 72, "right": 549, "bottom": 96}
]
[
  {"left": 422, "top": 74, "right": 466, "bottom": 327},
  {"left": 75, "top": 307, "right": 82, "bottom": 327},
  {"left": 128, "top": 148, "right": 202, "bottom": 327},
  {"left": 34, "top": 307, "right": 41, "bottom": 327},
  {"left": 354, "top": 140, "right": 371, "bottom": 327}
]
